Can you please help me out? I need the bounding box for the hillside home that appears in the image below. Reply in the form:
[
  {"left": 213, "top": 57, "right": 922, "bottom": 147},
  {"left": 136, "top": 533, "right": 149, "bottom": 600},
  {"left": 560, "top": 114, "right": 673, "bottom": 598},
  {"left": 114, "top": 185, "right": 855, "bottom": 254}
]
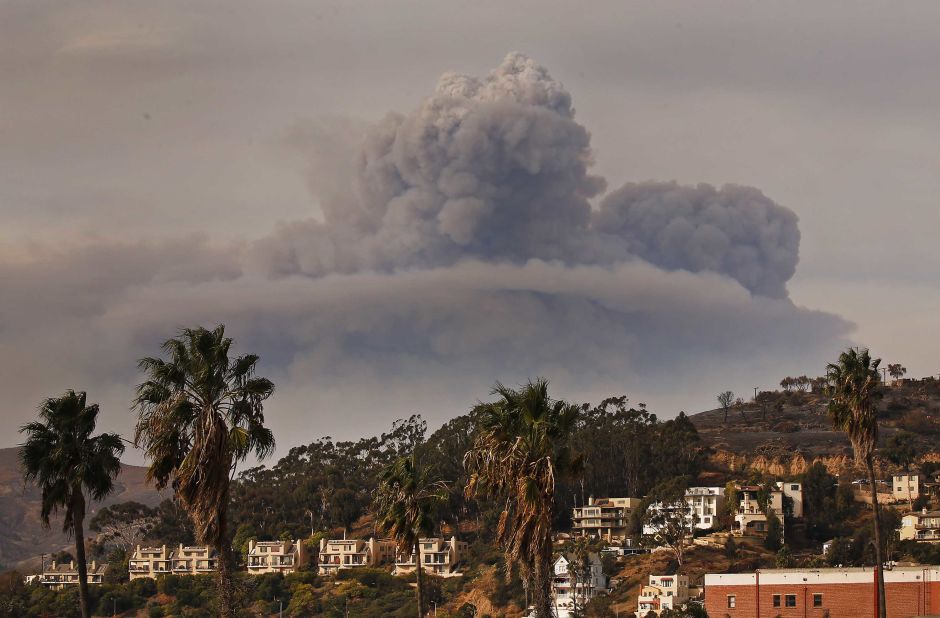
[
  {"left": 893, "top": 473, "right": 922, "bottom": 503},
  {"left": 551, "top": 552, "right": 606, "bottom": 618},
  {"left": 394, "top": 536, "right": 468, "bottom": 577},
  {"left": 637, "top": 573, "right": 691, "bottom": 616},
  {"left": 644, "top": 487, "right": 724, "bottom": 535},
  {"left": 572, "top": 496, "right": 643, "bottom": 541},
  {"left": 246, "top": 539, "right": 308, "bottom": 575},
  {"left": 129, "top": 544, "right": 218, "bottom": 579},
  {"left": 899, "top": 509, "right": 940, "bottom": 542},
  {"left": 38, "top": 560, "right": 107, "bottom": 590},
  {"left": 318, "top": 538, "right": 396, "bottom": 575},
  {"left": 732, "top": 481, "right": 802, "bottom": 536}
]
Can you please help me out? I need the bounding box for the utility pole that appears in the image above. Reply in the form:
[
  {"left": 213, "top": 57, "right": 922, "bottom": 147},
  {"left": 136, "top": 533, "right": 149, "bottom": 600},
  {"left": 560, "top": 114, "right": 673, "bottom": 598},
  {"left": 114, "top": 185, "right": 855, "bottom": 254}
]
[{"left": 753, "top": 386, "right": 759, "bottom": 400}]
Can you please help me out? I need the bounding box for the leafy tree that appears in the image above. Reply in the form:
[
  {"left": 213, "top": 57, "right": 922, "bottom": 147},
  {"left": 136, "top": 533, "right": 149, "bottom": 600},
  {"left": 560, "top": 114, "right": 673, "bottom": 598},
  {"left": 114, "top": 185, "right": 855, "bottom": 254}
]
[
  {"left": 464, "top": 379, "right": 581, "bottom": 618},
  {"left": 887, "top": 363, "right": 907, "bottom": 383},
  {"left": 330, "top": 488, "right": 363, "bottom": 533},
  {"left": 884, "top": 432, "right": 918, "bottom": 474},
  {"left": 133, "top": 325, "right": 275, "bottom": 618},
  {"left": 374, "top": 454, "right": 446, "bottom": 618},
  {"left": 801, "top": 462, "right": 837, "bottom": 542},
  {"left": 643, "top": 477, "right": 693, "bottom": 568},
  {"left": 774, "top": 544, "right": 794, "bottom": 567},
  {"left": 19, "top": 390, "right": 124, "bottom": 618},
  {"left": 826, "top": 347, "right": 886, "bottom": 618},
  {"left": 764, "top": 511, "right": 783, "bottom": 551},
  {"left": 90, "top": 502, "right": 158, "bottom": 552},
  {"left": 717, "top": 391, "right": 734, "bottom": 423}
]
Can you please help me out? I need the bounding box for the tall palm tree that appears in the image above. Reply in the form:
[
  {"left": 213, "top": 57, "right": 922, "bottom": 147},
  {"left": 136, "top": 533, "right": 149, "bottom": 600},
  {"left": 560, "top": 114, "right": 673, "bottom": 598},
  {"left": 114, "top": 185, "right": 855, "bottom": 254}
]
[
  {"left": 133, "top": 325, "right": 275, "bottom": 618},
  {"left": 826, "top": 347, "right": 886, "bottom": 618},
  {"left": 20, "top": 391, "right": 124, "bottom": 618},
  {"left": 464, "top": 378, "right": 582, "bottom": 618},
  {"left": 374, "top": 454, "right": 446, "bottom": 618}
]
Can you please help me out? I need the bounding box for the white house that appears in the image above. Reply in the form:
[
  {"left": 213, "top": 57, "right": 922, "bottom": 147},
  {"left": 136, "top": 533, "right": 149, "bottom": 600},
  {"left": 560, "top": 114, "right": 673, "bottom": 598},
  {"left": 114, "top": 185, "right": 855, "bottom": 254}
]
[
  {"left": 551, "top": 553, "right": 606, "bottom": 618},
  {"left": 246, "top": 539, "right": 309, "bottom": 575},
  {"left": 394, "top": 537, "right": 468, "bottom": 577},
  {"left": 637, "top": 573, "right": 691, "bottom": 616},
  {"left": 643, "top": 487, "right": 723, "bottom": 535},
  {"left": 732, "top": 482, "right": 802, "bottom": 536}
]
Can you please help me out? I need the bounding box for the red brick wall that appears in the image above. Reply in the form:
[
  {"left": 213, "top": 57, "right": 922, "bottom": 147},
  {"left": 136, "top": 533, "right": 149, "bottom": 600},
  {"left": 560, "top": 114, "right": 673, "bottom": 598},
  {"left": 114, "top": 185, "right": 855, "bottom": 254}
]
[{"left": 705, "top": 579, "right": 939, "bottom": 618}]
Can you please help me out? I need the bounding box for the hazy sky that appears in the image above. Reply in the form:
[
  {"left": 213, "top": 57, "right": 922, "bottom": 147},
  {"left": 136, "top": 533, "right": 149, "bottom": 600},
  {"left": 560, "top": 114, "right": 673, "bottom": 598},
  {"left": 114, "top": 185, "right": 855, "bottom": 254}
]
[{"left": 2, "top": 1, "right": 938, "bottom": 461}]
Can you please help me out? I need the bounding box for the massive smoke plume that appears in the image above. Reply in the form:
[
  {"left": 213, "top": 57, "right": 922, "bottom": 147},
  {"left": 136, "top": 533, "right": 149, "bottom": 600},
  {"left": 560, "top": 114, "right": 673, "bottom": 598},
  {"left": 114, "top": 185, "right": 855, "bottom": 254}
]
[
  {"left": 0, "top": 53, "right": 850, "bottom": 450},
  {"left": 256, "top": 52, "right": 801, "bottom": 299}
]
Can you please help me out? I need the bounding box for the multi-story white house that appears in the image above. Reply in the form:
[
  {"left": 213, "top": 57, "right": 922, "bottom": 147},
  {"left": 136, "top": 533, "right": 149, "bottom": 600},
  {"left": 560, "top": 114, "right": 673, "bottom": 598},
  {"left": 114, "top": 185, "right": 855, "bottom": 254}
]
[
  {"left": 394, "top": 537, "right": 468, "bottom": 577},
  {"left": 246, "top": 539, "right": 309, "bottom": 575},
  {"left": 572, "top": 497, "right": 642, "bottom": 541},
  {"left": 643, "top": 487, "right": 724, "bottom": 535},
  {"left": 732, "top": 482, "right": 802, "bottom": 536},
  {"left": 637, "top": 573, "right": 691, "bottom": 616},
  {"left": 37, "top": 560, "right": 107, "bottom": 590},
  {"left": 551, "top": 552, "right": 606, "bottom": 618},
  {"left": 899, "top": 509, "right": 940, "bottom": 542},
  {"left": 317, "top": 538, "right": 396, "bottom": 576},
  {"left": 129, "top": 544, "right": 217, "bottom": 579},
  {"left": 893, "top": 474, "right": 922, "bottom": 503}
]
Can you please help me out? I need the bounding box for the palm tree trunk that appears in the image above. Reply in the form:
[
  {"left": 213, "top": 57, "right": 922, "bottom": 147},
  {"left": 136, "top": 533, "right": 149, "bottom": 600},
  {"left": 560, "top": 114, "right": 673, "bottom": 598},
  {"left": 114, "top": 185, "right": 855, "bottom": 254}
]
[
  {"left": 415, "top": 542, "right": 424, "bottom": 618},
  {"left": 866, "top": 455, "right": 887, "bottom": 618},
  {"left": 533, "top": 555, "right": 553, "bottom": 618},
  {"left": 72, "top": 490, "right": 90, "bottom": 618},
  {"left": 216, "top": 492, "right": 236, "bottom": 618}
]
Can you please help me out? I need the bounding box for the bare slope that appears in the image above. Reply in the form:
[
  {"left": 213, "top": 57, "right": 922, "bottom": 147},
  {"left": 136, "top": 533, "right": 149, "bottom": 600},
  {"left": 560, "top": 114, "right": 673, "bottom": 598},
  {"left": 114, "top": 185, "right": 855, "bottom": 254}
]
[{"left": 0, "top": 447, "right": 166, "bottom": 567}]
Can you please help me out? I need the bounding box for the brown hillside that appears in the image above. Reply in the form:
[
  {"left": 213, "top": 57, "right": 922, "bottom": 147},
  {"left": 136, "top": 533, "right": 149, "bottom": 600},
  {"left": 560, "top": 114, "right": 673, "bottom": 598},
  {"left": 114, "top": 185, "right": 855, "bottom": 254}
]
[
  {"left": 690, "top": 379, "right": 940, "bottom": 477},
  {"left": 0, "top": 447, "right": 167, "bottom": 568}
]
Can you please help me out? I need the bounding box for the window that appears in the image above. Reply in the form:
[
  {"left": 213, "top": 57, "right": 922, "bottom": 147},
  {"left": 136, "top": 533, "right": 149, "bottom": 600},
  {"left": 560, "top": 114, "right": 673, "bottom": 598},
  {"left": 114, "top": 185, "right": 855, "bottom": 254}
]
[
  {"left": 773, "top": 594, "right": 781, "bottom": 607},
  {"left": 785, "top": 594, "right": 797, "bottom": 607},
  {"left": 792, "top": 484, "right": 799, "bottom": 490},
  {"left": 727, "top": 595, "right": 736, "bottom": 608},
  {"left": 813, "top": 593, "right": 823, "bottom": 607}
]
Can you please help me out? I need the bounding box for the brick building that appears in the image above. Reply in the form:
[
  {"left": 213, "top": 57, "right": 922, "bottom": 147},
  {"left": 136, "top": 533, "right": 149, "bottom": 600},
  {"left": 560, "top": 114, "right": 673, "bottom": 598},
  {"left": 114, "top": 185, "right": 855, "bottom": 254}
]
[{"left": 705, "top": 566, "right": 940, "bottom": 618}]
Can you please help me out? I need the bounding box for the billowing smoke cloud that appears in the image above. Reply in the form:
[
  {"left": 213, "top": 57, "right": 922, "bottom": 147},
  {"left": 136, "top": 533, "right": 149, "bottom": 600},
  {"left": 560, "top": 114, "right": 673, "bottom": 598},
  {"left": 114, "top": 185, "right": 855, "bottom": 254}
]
[
  {"left": 593, "top": 182, "right": 800, "bottom": 298},
  {"left": 0, "top": 53, "right": 852, "bottom": 453},
  {"left": 255, "top": 52, "right": 800, "bottom": 299}
]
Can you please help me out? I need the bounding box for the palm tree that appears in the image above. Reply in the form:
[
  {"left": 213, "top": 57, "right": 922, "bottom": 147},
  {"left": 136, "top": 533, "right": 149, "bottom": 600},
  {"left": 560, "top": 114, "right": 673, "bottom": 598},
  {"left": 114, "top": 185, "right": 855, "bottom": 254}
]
[
  {"left": 464, "top": 378, "right": 582, "bottom": 618},
  {"left": 374, "top": 454, "right": 446, "bottom": 618},
  {"left": 133, "top": 325, "right": 275, "bottom": 618},
  {"left": 20, "top": 391, "right": 124, "bottom": 618},
  {"left": 826, "top": 347, "right": 886, "bottom": 618}
]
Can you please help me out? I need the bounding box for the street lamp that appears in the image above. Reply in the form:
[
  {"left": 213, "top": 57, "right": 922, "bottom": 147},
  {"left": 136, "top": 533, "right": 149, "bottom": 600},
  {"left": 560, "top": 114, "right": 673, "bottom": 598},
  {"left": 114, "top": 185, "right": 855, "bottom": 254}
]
[
  {"left": 274, "top": 597, "right": 283, "bottom": 618},
  {"left": 431, "top": 601, "right": 438, "bottom": 617}
]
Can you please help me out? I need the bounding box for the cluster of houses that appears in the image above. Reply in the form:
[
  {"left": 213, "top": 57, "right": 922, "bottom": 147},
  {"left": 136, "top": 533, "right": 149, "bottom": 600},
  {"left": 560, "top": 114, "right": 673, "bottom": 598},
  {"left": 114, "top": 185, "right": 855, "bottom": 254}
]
[
  {"left": 30, "top": 536, "right": 468, "bottom": 588},
  {"left": 27, "top": 470, "right": 940, "bottom": 617}
]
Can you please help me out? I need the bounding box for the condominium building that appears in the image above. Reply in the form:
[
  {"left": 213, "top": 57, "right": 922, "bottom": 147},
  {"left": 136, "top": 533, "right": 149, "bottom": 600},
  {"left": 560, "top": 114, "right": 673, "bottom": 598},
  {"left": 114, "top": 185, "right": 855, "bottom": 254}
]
[
  {"left": 705, "top": 566, "right": 940, "bottom": 618},
  {"left": 644, "top": 487, "right": 724, "bottom": 535},
  {"left": 317, "top": 538, "right": 396, "bottom": 576},
  {"left": 394, "top": 536, "right": 468, "bottom": 577},
  {"left": 551, "top": 553, "right": 606, "bottom": 618},
  {"left": 246, "top": 539, "right": 309, "bottom": 575},
  {"left": 637, "top": 574, "right": 690, "bottom": 616},
  {"left": 899, "top": 509, "right": 940, "bottom": 542},
  {"left": 37, "top": 560, "right": 107, "bottom": 590},
  {"left": 893, "top": 474, "right": 922, "bottom": 503},
  {"left": 732, "top": 482, "right": 802, "bottom": 536},
  {"left": 129, "top": 544, "right": 218, "bottom": 579},
  {"left": 572, "top": 497, "right": 642, "bottom": 540}
]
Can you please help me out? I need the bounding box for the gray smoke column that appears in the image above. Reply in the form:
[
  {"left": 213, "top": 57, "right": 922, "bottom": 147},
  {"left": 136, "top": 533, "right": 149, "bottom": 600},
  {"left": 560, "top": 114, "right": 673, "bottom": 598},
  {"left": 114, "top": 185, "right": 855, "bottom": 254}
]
[
  {"left": 258, "top": 52, "right": 804, "bottom": 299},
  {"left": 593, "top": 181, "right": 801, "bottom": 298},
  {"left": 257, "top": 52, "right": 605, "bottom": 276}
]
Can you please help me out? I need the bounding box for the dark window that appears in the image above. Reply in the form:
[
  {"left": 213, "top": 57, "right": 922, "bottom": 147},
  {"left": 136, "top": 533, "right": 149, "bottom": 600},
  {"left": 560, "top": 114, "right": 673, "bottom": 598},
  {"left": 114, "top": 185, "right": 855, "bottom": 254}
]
[
  {"left": 813, "top": 593, "right": 823, "bottom": 607},
  {"left": 727, "top": 595, "right": 736, "bottom": 608},
  {"left": 785, "top": 594, "right": 797, "bottom": 607},
  {"left": 773, "top": 594, "right": 781, "bottom": 607}
]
